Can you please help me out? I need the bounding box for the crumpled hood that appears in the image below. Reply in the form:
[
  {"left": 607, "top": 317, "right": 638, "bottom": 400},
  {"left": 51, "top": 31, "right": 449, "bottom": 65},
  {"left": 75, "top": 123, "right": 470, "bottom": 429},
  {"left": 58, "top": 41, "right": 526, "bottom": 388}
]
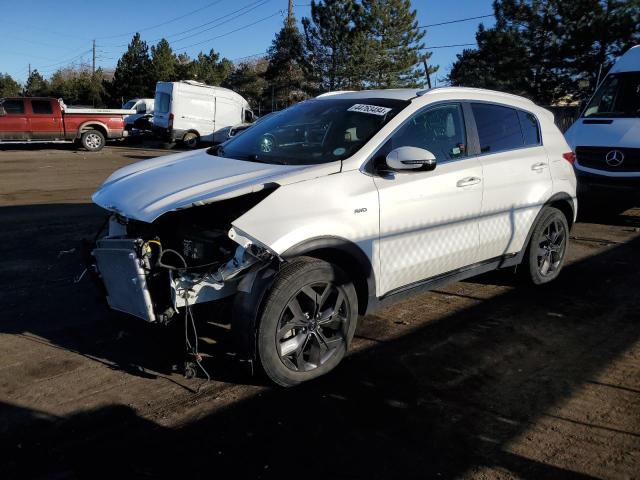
[
  {"left": 565, "top": 118, "right": 640, "bottom": 150},
  {"left": 92, "top": 148, "right": 338, "bottom": 222}
]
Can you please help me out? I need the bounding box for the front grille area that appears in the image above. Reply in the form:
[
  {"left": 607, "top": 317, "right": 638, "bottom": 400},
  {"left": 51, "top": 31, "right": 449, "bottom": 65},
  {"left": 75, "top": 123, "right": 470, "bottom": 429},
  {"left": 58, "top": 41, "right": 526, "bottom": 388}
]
[{"left": 576, "top": 146, "right": 640, "bottom": 172}]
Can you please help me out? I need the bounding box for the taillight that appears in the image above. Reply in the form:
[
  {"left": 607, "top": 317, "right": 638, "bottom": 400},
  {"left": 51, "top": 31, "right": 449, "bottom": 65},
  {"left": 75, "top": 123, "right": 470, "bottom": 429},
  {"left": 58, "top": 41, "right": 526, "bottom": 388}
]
[
  {"left": 562, "top": 152, "right": 576, "bottom": 165},
  {"left": 168, "top": 113, "right": 174, "bottom": 131}
]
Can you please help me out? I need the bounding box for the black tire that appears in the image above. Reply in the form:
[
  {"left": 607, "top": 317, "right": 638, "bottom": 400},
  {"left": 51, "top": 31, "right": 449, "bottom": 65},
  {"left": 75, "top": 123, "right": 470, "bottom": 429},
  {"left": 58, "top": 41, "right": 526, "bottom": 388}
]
[
  {"left": 80, "top": 129, "right": 105, "bottom": 151},
  {"left": 182, "top": 131, "right": 199, "bottom": 149},
  {"left": 521, "top": 207, "right": 569, "bottom": 285},
  {"left": 256, "top": 257, "right": 358, "bottom": 387}
]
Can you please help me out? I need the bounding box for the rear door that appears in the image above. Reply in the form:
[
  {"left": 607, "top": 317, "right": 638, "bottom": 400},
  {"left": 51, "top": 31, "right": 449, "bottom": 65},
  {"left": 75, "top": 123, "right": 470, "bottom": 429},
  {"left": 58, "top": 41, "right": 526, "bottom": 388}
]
[
  {"left": 0, "top": 99, "right": 29, "bottom": 140},
  {"left": 27, "top": 99, "right": 63, "bottom": 140},
  {"left": 471, "top": 103, "right": 552, "bottom": 259}
]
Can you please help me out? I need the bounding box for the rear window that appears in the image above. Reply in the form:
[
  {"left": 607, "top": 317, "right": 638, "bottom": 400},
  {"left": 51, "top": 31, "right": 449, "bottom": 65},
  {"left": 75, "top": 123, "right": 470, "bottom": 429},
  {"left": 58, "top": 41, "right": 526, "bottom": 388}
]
[
  {"left": 31, "top": 100, "right": 53, "bottom": 114},
  {"left": 2, "top": 99, "right": 24, "bottom": 114},
  {"left": 154, "top": 92, "right": 170, "bottom": 114}
]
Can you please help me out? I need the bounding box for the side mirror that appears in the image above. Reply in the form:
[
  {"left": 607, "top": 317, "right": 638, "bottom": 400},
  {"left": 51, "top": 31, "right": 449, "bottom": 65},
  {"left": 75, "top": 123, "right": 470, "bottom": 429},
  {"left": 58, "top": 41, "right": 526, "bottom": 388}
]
[
  {"left": 0, "top": 107, "right": 6, "bottom": 116},
  {"left": 386, "top": 146, "right": 437, "bottom": 171},
  {"left": 136, "top": 104, "right": 146, "bottom": 114}
]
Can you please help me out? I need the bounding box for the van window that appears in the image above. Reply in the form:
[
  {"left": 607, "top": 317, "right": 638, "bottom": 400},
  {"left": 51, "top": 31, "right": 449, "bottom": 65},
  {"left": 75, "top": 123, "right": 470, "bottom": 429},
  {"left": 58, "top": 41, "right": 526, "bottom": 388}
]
[
  {"left": 584, "top": 72, "right": 640, "bottom": 118},
  {"left": 518, "top": 110, "right": 540, "bottom": 146},
  {"left": 155, "top": 92, "right": 170, "bottom": 114},
  {"left": 31, "top": 100, "right": 53, "bottom": 114},
  {"left": 471, "top": 103, "right": 523, "bottom": 153},
  {"left": 123, "top": 100, "right": 137, "bottom": 109},
  {"left": 388, "top": 103, "right": 467, "bottom": 161},
  {"left": 2, "top": 99, "right": 25, "bottom": 114}
]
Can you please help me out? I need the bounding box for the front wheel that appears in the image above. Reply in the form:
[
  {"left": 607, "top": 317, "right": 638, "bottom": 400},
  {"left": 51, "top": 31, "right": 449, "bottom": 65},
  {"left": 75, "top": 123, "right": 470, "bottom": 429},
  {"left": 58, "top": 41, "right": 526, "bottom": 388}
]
[
  {"left": 80, "top": 129, "right": 105, "bottom": 151},
  {"left": 522, "top": 207, "right": 569, "bottom": 285},
  {"left": 256, "top": 257, "right": 358, "bottom": 387}
]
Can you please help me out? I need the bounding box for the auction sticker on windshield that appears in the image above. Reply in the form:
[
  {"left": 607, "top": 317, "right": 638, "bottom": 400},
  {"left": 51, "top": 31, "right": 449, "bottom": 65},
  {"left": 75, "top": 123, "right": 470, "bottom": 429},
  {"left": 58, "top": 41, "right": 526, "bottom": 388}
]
[{"left": 347, "top": 104, "right": 393, "bottom": 116}]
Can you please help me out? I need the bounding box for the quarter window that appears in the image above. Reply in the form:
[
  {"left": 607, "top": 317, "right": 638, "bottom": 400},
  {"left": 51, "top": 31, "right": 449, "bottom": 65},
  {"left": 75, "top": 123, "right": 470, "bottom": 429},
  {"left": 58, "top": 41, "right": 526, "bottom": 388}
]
[
  {"left": 471, "top": 103, "right": 523, "bottom": 153},
  {"left": 518, "top": 110, "right": 540, "bottom": 146},
  {"left": 2, "top": 99, "right": 25, "bottom": 114},
  {"left": 388, "top": 103, "right": 467, "bottom": 161},
  {"left": 31, "top": 100, "right": 53, "bottom": 114}
]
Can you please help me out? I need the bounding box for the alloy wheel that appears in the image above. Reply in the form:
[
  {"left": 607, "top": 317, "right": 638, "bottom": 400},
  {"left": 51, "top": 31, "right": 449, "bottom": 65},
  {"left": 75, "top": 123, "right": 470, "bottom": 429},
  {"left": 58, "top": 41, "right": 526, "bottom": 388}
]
[
  {"left": 276, "top": 282, "right": 349, "bottom": 372},
  {"left": 537, "top": 217, "right": 566, "bottom": 277}
]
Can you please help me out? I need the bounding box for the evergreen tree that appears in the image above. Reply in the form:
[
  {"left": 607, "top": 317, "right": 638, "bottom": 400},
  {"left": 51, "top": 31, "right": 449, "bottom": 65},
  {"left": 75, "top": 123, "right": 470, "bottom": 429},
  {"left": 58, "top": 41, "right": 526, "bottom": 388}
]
[
  {"left": 109, "top": 33, "right": 154, "bottom": 104},
  {"left": 360, "top": 0, "right": 431, "bottom": 88},
  {"left": 49, "top": 67, "right": 106, "bottom": 106},
  {"left": 302, "top": 0, "right": 363, "bottom": 92},
  {"left": 24, "top": 70, "right": 49, "bottom": 96},
  {"left": 151, "top": 39, "right": 178, "bottom": 83},
  {"left": 192, "top": 49, "right": 234, "bottom": 85},
  {"left": 0, "top": 73, "right": 21, "bottom": 97},
  {"left": 265, "top": 16, "right": 310, "bottom": 109},
  {"left": 223, "top": 58, "right": 268, "bottom": 112},
  {"left": 449, "top": 0, "right": 640, "bottom": 104}
]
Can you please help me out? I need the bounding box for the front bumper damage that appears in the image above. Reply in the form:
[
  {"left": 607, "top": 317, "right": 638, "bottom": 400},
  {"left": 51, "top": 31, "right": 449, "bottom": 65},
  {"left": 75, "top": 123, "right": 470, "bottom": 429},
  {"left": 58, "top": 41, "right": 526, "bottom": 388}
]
[{"left": 90, "top": 216, "right": 273, "bottom": 324}]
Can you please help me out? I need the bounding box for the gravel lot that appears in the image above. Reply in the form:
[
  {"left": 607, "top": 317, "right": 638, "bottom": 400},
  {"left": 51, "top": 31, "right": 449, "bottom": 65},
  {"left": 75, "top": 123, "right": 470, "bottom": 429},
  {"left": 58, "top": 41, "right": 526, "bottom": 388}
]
[{"left": 0, "top": 143, "right": 639, "bottom": 479}]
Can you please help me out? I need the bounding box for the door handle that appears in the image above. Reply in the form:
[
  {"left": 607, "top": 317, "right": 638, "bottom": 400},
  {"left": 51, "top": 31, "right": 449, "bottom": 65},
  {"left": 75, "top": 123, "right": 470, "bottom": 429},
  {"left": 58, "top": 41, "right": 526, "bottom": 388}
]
[
  {"left": 531, "top": 162, "right": 547, "bottom": 172},
  {"left": 456, "top": 176, "right": 482, "bottom": 187}
]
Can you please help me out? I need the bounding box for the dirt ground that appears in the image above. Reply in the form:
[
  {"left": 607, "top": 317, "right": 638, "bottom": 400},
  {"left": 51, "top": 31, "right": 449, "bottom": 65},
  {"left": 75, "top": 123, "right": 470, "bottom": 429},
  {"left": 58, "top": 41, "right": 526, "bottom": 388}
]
[{"left": 0, "top": 142, "right": 639, "bottom": 479}]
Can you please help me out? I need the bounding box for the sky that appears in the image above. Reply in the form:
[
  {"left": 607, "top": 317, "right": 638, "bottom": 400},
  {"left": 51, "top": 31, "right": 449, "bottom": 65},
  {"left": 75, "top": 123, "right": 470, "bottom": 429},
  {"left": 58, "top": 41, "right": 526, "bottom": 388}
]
[{"left": 1, "top": 0, "right": 495, "bottom": 85}]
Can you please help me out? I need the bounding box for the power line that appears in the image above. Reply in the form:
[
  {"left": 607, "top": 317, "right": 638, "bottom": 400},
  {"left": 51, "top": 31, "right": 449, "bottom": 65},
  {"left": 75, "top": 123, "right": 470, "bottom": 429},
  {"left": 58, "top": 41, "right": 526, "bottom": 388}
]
[
  {"left": 419, "top": 14, "right": 493, "bottom": 29},
  {"left": 95, "top": 0, "right": 227, "bottom": 40},
  {"left": 423, "top": 43, "right": 476, "bottom": 49},
  {"left": 176, "top": 10, "right": 285, "bottom": 51}
]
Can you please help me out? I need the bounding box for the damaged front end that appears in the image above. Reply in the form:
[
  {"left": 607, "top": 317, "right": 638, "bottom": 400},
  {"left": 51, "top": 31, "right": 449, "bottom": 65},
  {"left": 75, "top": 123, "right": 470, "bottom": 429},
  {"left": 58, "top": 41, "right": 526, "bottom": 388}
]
[{"left": 90, "top": 192, "right": 276, "bottom": 325}]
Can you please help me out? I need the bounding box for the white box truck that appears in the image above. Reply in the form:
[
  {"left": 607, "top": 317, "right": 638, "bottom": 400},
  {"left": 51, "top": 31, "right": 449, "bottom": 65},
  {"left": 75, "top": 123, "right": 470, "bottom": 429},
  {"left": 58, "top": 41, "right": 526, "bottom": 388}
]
[{"left": 152, "top": 80, "right": 254, "bottom": 148}]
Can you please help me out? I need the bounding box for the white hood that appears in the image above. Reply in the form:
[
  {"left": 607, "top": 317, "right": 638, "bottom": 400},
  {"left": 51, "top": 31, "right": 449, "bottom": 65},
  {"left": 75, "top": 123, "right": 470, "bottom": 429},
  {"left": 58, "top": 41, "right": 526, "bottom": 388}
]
[
  {"left": 92, "top": 148, "right": 340, "bottom": 222},
  {"left": 565, "top": 118, "right": 640, "bottom": 151}
]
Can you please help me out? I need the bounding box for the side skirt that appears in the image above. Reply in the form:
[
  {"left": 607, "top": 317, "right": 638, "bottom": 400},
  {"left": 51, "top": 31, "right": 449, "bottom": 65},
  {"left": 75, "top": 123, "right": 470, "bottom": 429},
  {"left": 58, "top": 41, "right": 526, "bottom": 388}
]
[{"left": 365, "top": 253, "right": 520, "bottom": 315}]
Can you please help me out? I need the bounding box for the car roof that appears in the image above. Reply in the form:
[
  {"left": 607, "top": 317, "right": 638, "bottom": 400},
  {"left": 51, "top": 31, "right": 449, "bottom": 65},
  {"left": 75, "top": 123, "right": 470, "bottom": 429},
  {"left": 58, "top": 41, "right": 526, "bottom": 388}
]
[{"left": 316, "top": 87, "right": 537, "bottom": 108}]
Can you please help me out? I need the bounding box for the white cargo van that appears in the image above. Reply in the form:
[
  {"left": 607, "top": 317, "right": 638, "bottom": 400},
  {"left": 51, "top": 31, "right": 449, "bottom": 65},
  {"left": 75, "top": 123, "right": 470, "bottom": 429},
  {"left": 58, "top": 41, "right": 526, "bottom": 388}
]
[
  {"left": 152, "top": 80, "right": 254, "bottom": 148},
  {"left": 565, "top": 45, "right": 640, "bottom": 197}
]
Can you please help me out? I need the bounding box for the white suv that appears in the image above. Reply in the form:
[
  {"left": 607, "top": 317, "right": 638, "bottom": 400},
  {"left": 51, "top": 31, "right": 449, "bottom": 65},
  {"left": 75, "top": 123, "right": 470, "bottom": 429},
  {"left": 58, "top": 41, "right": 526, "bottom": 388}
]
[{"left": 92, "top": 87, "right": 577, "bottom": 386}]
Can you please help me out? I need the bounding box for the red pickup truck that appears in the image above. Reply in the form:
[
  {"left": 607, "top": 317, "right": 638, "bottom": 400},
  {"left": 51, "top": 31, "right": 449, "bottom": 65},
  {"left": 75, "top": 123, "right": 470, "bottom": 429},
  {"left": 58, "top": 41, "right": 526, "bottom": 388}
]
[{"left": 0, "top": 97, "right": 132, "bottom": 151}]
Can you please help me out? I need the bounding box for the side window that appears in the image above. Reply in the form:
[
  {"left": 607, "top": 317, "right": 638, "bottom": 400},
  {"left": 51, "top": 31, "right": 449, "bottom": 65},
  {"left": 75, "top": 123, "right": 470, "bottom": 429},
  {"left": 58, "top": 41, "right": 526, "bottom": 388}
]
[
  {"left": 2, "top": 99, "right": 25, "bottom": 114},
  {"left": 389, "top": 103, "right": 467, "bottom": 161},
  {"left": 471, "top": 103, "right": 523, "bottom": 153},
  {"left": 31, "top": 100, "right": 53, "bottom": 114},
  {"left": 518, "top": 110, "right": 540, "bottom": 146}
]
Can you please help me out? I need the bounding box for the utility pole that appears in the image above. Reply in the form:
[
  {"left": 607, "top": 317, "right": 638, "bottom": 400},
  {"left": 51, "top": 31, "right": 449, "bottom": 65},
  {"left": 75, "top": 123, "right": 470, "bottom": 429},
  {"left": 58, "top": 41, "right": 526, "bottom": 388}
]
[
  {"left": 287, "top": 0, "right": 294, "bottom": 25},
  {"left": 422, "top": 55, "right": 432, "bottom": 89},
  {"left": 28, "top": 63, "right": 31, "bottom": 77},
  {"left": 92, "top": 39, "right": 96, "bottom": 74}
]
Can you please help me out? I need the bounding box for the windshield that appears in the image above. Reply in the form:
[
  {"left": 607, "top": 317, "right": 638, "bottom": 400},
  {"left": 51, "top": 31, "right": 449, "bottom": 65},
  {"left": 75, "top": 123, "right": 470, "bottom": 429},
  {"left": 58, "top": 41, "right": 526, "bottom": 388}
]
[
  {"left": 210, "top": 98, "right": 408, "bottom": 165},
  {"left": 122, "top": 100, "right": 137, "bottom": 109},
  {"left": 584, "top": 72, "right": 640, "bottom": 118}
]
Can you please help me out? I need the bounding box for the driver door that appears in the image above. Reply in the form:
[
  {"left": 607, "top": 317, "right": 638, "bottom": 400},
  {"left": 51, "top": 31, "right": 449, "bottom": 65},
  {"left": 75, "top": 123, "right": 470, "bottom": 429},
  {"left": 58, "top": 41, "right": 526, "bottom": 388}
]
[{"left": 373, "top": 103, "right": 484, "bottom": 295}]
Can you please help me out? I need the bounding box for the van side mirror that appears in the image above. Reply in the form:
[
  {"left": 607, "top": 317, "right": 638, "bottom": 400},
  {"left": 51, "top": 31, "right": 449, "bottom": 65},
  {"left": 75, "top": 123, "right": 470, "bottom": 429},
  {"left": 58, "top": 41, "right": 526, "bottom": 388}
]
[
  {"left": 136, "top": 104, "right": 146, "bottom": 114},
  {"left": 0, "top": 106, "right": 6, "bottom": 116},
  {"left": 386, "top": 146, "right": 437, "bottom": 171}
]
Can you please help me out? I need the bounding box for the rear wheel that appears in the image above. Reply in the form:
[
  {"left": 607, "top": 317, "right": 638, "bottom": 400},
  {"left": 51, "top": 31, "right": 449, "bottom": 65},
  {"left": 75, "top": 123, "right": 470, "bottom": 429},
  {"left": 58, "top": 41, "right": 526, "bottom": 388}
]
[
  {"left": 182, "top": 131, "right": 199, "bottom": 149},
  {"left": 522, "top": 207, "right": 569, "bottom": 285},
  {"left": 256, "top": 257, "right": 358, "bottom": 387},
  {"left": 81, "top": 129, "right": 105, "bottom": 151}
]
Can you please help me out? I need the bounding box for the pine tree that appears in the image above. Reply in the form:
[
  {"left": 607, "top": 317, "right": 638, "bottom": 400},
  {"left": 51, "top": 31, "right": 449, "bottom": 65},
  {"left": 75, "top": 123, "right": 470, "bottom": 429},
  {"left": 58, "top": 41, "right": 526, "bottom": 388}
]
[
  {"left": 223, "top": 58, "right": 268, "bottom": 113},
  {"left": 360, "top": 0, "right": 431, "bottom": 88},
  {"left": 191, "top": 49, "right": 233, "bottom": 85},
  {"left": 265, "top": 16, "right": 310, "bottom": 109},
  {"left": 109, "top": 33, "right": 154, "bottom": 104},
  {"left": 302, "top": 0, "right": 363, "bottom": 92},
  {"left": 0, "top": 73, "right": 22, "bottom": 97},
  {"left": 151, "top": 39, "right": 178, "bottom": 83},
  {"left": 24, "top": 70, "right": 49, "bottom": 96}
]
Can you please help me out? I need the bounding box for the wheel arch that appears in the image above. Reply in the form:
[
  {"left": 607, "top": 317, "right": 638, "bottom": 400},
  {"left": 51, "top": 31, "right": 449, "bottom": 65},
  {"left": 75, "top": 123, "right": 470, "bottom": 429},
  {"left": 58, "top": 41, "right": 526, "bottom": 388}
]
[
  {"left": 281, "top": 236, "right": 376, "bottom": 316},
  {"left": 77, "top": 121, "right": 108, "bottom": 139}
]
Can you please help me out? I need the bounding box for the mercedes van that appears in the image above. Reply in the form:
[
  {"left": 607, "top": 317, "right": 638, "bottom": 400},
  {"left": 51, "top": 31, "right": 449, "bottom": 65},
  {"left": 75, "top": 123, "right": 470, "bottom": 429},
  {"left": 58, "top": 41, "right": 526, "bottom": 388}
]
[{"left": 565, "top": 45, "right": 640, "bottom": 197}]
